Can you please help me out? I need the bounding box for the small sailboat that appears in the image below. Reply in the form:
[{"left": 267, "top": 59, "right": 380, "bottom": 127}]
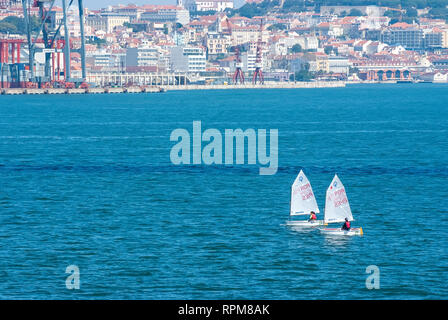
[
  {"left": 286, "top": 170, "right": 325, "bottom": 227},
  {"left": 319, "top": 174, "right": 363, "bottom": 236}
]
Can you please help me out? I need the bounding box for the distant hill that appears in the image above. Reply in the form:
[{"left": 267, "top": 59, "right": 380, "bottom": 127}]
[{"left": 233, "top": 0, "right": 448, "bottom": 19}]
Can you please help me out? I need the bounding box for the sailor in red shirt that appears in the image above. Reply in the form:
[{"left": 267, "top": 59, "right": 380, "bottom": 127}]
[
  {"left": 341, "top": 217, "right": 351, "bottom": 231},
  {"left": 308, "top": 211, "right": 317, "bottom": 222}
]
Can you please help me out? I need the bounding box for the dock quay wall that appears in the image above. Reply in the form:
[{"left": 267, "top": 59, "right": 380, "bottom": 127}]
[{"left": 1, "top": 82, "right": 345, "bottom": 95}]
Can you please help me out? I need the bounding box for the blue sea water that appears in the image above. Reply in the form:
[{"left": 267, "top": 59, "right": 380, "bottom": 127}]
[{"left": 0, "top": 84, "right": 447, "bottom": 299}]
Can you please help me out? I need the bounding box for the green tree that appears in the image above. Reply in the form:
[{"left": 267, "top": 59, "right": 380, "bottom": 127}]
[
  {"left": 348, "top": 9, "right": 364, "bottom": 16},
  {"left": 283, "top": 0, "right": 305, "bottom": 11},
  {"left": 0, "top": 21, "right": 17, "bottom": 34},
  {"left": 406, "top": 8, "right": 418, "bottom": 17},
  {"left": 324, "top": 46, "right": 334, "bottom": 55},
  {"left": 267, "top": 23, "right": 287, "bottom": 31},
  {"left": 86, "top": 37, "right": 106, "bottom": 48},
  {"left": 215, "top": 53, "right": 226, "bottom": 60},
  {"left": 384, "top": 10, "right": 401, "bottom": 18},
  {"left": 291, "top": 44, "right": 302, "bottom": 53},
  {"left": 428, "top": 7, "right": 448, "bottom": 21},
  {"left": 349, "top": 66, "right": 359, "bottom": 75},
  {"left": 123, "top": 22, "right": 146, "bottom": 33},
  {"left": 0, "top": 15, "right": 40, "bottom": 34},
  {"left": 290, "top": 63, "right": 313, "bottom": 81},
  {"left": 427, "top": 0, "right": 446, "bottom": 8},
  {"left": 190, "top": 10, "right": 217, "bottom": 17},
  {"left": 291, "top": 70, "right": 313, "bottom": 81}
]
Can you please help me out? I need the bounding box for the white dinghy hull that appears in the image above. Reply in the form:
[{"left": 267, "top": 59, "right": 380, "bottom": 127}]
[
  {"left": 319, "top": 227, "right": 363, "bottom": 236},
  {"left": 286, "top": 220, "right": 326, "bottom": 227}
]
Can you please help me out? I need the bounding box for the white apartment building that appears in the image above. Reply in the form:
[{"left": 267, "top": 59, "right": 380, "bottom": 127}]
[
  {"left": 320, "top": 5, "right": 386, "bottom": 17},
  {"left": 183, "top": 0, "right": 233, "bottom": 12},
  {"left": 140, "top": 7, "right": 190, "bottom": 26},
  {"left": 92, "top": 53, "right": 113, "bottom": 68},
  {"left": 89, "top": 51, "right": 126, "bottom": 71},
  {"left": 328, "top": 56, "right": 350, "bottom": 74},
  {"left": 206, "top": 33, "right": 231, "bottom": 55},
  {"left": 109, "top": 5, "right": 143, "bottom": 21},
  {"left": 271, "top": 35, "right": 319, "bottom": 56},
  {"left": 126, "top": 47, "right": 160, "bottom": 67},
  {"left": 169, "top": 46, "right": 206, "bottom": 73},
  {"left": 329, "top": 24, "right": 344, "bottom": 38},
  {"left": 231, "top": 25, "right": 268, "bottom": 46},
  {"left": 85, "top": 13, "right": 130, "bottom": 33},
  {"left": 241, "top": 51, "right": 261, "bottom": 73}
]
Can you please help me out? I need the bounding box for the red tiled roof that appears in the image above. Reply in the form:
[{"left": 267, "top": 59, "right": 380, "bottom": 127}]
[{"left": 389, "top": 22, "right": 413, "bottom": 29}]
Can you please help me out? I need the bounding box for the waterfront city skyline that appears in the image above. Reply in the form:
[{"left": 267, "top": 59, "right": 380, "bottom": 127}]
[
  {"left": 0, "top": 0, "right": 447, "bottom": 89},
  {"left": 82, "top": 0, "right": 246, "bottom": 9},
  {"left": 0, "top": 0, "right": 447, "bottom": 305}
]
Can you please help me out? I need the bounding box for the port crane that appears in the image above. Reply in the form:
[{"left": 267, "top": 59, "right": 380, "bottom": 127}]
[
  {"left": 226, "top": 18, "right": 244, "bottom": 84},
  {"left": 20, "top": 0, "right": 87, "bottom": 88},
  {"left": 252, "top": 18, "right": 264, "bottom": 84}
]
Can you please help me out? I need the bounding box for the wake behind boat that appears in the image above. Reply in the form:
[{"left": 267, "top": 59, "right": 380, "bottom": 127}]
[
  {"left": 319, "top": 174, "right": 363, "bottom": 236},
  {"left": 286, "top": 170, "right": 325, "bottom": 227}
]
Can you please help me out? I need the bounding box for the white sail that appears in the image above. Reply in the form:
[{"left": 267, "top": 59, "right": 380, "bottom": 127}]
[
  {"left": 290, "top": 170, "right": 320, "bottom": 216},
  {"left": 324, "top": 174, "right": 353, "bottom": 223}
]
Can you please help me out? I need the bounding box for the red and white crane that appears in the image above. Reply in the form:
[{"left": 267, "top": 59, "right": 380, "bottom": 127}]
[
  {"left": 226, "top": 18, "right": 244, "bottom": 84},
  {"left": 252, "top": 18, "right": 264, "bottom": 84}
]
